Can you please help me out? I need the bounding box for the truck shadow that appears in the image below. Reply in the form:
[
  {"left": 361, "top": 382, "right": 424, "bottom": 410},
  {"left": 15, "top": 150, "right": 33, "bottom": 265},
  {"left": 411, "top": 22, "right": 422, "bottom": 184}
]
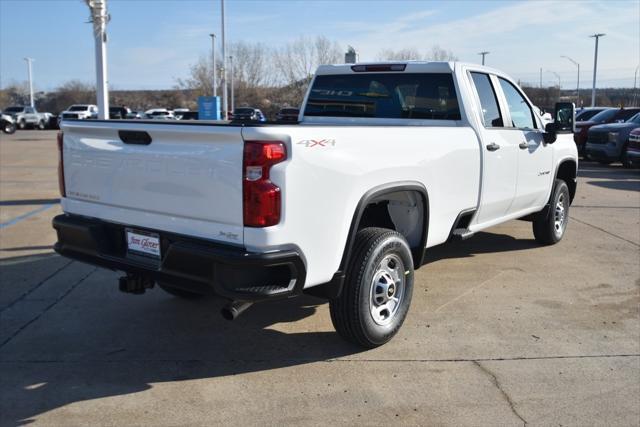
[
  {"left": 423, "top": 231, "right": 539, "bottom": 264},
  {"left": 0, "top": 254, "right": 361, "bottom": 426}
]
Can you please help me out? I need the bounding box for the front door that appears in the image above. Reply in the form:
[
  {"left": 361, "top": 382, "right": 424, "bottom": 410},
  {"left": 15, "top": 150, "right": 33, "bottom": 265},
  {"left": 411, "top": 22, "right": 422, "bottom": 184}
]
[{"left": 495, "top": 77, "right": 553, "bottom": 212}]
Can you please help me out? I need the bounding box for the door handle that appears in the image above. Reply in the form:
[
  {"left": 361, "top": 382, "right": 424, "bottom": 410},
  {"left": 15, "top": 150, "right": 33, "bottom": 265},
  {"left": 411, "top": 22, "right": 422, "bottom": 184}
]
[
  {"left": 519, "top": 141, "right": 529, "bottom": 149},
  {"left": 486, "top": 142, "right": 500, "bottom": 151}
]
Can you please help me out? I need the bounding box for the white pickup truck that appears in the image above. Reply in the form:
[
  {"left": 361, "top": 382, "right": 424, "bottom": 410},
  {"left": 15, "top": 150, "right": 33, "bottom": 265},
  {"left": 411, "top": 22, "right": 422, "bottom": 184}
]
[{"left": 53, "top": 62, "right": 578, "bottom": 347}]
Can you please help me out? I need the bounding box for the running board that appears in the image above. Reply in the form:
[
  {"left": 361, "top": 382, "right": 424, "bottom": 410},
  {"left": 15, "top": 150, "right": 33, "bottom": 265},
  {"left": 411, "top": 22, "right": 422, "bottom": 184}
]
[{"left": 451, "top": 228, "right": 475, "bottom": 241}]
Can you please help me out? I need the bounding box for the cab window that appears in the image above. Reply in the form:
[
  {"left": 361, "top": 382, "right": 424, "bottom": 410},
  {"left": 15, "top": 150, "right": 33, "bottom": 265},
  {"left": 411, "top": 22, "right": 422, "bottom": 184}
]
[
  {"left": 498, "top": 78, "right": 536, "bottom": 129},
  {"left": 470, "top": 72, "right": 503, "bottom": 128}
]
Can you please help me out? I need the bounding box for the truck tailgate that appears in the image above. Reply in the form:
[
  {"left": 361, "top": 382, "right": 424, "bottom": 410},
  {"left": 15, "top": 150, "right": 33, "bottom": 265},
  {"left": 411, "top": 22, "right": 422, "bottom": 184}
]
[{"left": 61, "top": 121, "right": 244, "bottom": 245}]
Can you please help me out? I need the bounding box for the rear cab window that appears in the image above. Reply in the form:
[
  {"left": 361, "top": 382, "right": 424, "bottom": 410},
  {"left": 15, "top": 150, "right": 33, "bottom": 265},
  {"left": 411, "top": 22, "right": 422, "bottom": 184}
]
[
  {"left": 470, "top": 72, "right": 503, "bottom": 128},
  {"left": 304, "top": 73, "right": 461, "bottom": 120},
  {"left": 497, "top": 78, "right": 537, "bottom": 130}
]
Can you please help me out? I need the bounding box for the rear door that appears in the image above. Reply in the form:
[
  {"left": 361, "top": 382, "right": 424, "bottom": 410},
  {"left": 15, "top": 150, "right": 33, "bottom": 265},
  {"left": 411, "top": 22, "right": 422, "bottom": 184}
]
[
  {"left": 61, "top": 121, "right": 245, "bottom": 244},
  {"left": 495, "top": 77, "right": 552, "bottom": 212},
  {"left": 469, "top": 71, "right": 519, "bottom": 224}
]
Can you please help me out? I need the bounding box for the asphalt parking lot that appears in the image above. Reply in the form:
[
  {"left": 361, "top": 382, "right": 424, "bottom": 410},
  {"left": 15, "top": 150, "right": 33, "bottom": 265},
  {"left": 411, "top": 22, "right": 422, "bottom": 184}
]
[{"left": 0, "top": 130, "right": 638, "bottom": 426}]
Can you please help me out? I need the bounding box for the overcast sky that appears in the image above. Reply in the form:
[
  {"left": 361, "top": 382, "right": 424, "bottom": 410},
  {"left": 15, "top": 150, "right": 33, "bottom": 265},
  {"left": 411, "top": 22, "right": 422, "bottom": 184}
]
[{"left": 1, "top": 0, "right": 638, "bottom": 91}]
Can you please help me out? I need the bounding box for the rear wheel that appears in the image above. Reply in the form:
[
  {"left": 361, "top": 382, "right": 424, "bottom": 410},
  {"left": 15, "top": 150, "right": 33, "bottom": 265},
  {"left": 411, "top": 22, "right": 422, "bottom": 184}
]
[
  {"left": 533, "top": 179, "right": 570, "bottom": 245},
  {"left": 329, "top": 227, "right": 414, "bottom": 348},
  {"left": 17, "top": 119, "right": 26, "bottom": 130},
  {"left": 37, "top": 120, "right": 45, "bottom": 130},
  {"left": 158, "top": 283, "right": 206, "bottom": 299}
]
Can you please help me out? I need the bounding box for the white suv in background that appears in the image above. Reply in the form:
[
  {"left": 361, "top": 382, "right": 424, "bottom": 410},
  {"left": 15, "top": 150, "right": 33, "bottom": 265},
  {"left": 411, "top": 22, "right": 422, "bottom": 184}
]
[{"left": 59, "top": 104, "right": 98, "bottom": 123}]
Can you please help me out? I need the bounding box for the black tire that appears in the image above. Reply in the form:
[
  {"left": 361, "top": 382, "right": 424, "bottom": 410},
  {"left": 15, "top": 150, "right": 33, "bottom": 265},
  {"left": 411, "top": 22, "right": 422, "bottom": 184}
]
[
  {"left": 37, "top": 120, "right": 45, "bottom": 130},
  {"left": 158, "top": 283, "right": 206, "bottom": 299},
  {"left": 329, "top": 227, "right": 414, "bottom": 348},
  {"left": 2, "top": 122, "right": 16, "bottom": 134},
  {"left": 533, "top": 179, "right": 570, "bottom": 245},
  {"left": 17, "top": 120, "right": 26, "bottom": 130},
  {"left": 621, "top": 144, "right": 632, "bottom": 169}
]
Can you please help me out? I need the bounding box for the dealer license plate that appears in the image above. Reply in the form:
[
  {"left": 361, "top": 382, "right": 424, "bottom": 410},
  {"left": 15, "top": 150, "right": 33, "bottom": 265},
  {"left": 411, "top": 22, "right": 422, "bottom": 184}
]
[{"left": 126, "top": 229, "right": 161, "bottom": 259}]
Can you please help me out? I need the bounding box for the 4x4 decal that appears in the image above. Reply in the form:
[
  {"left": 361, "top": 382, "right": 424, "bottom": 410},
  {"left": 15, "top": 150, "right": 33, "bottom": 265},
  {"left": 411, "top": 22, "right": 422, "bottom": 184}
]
[{"left": 297, "top": 139, "right": 336, "bottom": 148}]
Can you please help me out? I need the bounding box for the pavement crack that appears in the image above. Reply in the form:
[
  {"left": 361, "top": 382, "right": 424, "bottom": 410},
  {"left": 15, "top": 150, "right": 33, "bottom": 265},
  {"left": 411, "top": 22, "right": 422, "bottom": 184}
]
[
  {"left": 473, "top": 360, "right": 527, "bottom": 426},
  {"left": 0, "top": 267, "right": 97, "bottom": 350},
  {"left": 570, "top": 216, "right": 639, "bottom": 247},
  {"left": 0, "top": 259, "right": 74, "bottom": 314}
]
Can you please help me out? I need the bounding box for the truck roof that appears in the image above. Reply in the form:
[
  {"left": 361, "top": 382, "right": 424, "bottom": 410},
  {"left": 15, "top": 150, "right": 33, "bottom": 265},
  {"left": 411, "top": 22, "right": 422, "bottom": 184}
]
[{"left": 315, "top": 61, "right": 504, "bottom": 76}]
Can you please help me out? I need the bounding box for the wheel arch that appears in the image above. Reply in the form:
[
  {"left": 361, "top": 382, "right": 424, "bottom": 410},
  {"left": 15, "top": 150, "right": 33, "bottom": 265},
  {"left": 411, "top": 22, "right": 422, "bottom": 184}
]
[{"left": 554, "top": 158, "right": 577, "bottom": 204}]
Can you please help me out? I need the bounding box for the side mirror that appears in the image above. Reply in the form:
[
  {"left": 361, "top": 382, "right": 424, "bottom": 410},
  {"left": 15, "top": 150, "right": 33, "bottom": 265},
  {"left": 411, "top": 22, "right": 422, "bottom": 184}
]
[
  {"left": 554, "top": 102, "right": 575, "bottom": 133},
  {"left": 544, "top": 122, "right": 557, "bottom": 144}
]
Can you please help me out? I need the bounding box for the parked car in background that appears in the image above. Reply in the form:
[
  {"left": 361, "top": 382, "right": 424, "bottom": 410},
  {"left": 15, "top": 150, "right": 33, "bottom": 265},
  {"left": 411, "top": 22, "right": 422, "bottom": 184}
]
[
  {"left": 144, "top": 109, "right": 175, "bottom": 120},
  {"left": 175, "top": 111, "right": 198, "bottom": 120},
  {"left": 574, "top": 107, "right": 640, "bottom": 156},
  {"left": 231, "top": 107, "right": 266, "bottom": 122},
  {"left": 575, "top": 107, "right": 610, "bottom": 122},
  {"left": 1, "top": 111, "right": 17, "bottom": 134},
  {"left": 276, "top": 107, "right": 300, "bottom": 122},
  {"left": 625, "top": 128, "right": 640, "bottom": 168},
  {"left": 585, "top": 113, "right": 640, "bottom": 167},
  {"left": 3, "top": 105, "right": 50, "bottom": 130},
  {"left": 109, "top": 106, "right": 135, "bottom": 119},
  {"left": 60, "top": 104, "right": 98, "bottom": 123}
]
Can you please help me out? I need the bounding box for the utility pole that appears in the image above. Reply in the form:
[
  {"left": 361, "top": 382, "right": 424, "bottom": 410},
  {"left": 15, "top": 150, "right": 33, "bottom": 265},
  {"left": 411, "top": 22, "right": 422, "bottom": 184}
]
[
  {"left": 539, "top": 67, "right": 542, "bottom": 88},
  {"left": 229, "top": 55, "right": 234, "bottom": 112},
  {"left": 209, "top": 33, "right": 217, "bottom": 97},
  {"left": 561, "top": 55, "right": 580, "bottom": 106},
  {"left": 23, "top": 57, "right": 34, "bottom": 108},
  {"left": 86, "top": 0, "right": 109, "bottom": 119},
  {"left": 633, "top": 65, "right": 639, "bottom": 107},
  {"left": 220, "top": 0, "right": 228, "bottom": 119},
  {"left": 478, "top": 51, "right": 489, "bottom": 66},
  {"left": 590, "top": 33, "right": 605, "bottom": 107}
]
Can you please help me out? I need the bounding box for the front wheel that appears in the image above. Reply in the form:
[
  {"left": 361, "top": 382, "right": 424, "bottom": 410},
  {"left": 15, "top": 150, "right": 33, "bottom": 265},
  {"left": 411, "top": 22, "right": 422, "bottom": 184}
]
[
  {"left": 17, "top": 120, "right": 26, "bottom": 130},
  {"left": 37, "top": 120, "right": 46, "bottom": 130},
  {"left": 533, "top": 179, "right": 570, "bottom": 245},
  {"left": 2, "top": 122, "right": 16, "bottom": 134},
  {"left": 329, "top": 227, "right": 414, "bottom": 348},
  {"left": 621, "top": 144, "right": 632, "bottom": 169}
]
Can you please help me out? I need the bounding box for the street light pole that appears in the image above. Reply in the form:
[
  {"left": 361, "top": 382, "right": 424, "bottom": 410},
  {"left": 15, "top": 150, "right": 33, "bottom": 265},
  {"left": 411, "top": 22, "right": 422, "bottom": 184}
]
[
  {"left": 23, "top": 57, "right": 34, "bottom": 108},
  {"left": 229, "top": 55, "right": 234, "bottom": 112},
  {"left": 561, "top": 55, "right": 580, "bottom": 106},
  {"left": 590, "top": 33, "right": 605, "bottom": 107},
  {"left": 478, "top": 51, "right": 489, "bottom": 65},
  {"left": 86, "top": 0, "right": 110, "bottom": 119},
  {"left": 209, "top": 33, "right": 217, "bottom": 97},
  {"left": 633, "top": 65, "right": 639, "bottom": 107},
  {"left": 220, "top": 0, "right": 228, "bottom": 119}
]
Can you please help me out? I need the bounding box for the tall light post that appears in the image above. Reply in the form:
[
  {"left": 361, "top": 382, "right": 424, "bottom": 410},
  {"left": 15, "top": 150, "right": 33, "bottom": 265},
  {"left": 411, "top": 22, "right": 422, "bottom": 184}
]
[
  {"left": 86, "top": 0, "right": 109, "bottom": 119},
  {"left": 590, "top": 33, "right": 605, "bottom": 107},
  {"left": 633, "top": 65, "right": 639, "bottom": 107},
  {"left": 209, "top": 33, "right": 217, "bottom": 97},
  {"left": 561, "top": 55, "right": 580, "bottom": 106},
  {"left": 478, "top": 51, "right": 489, "bottom": 65},
  {"left": 228, "top": 56, "right": 235, "bottom": 112},
  {"left": 220, "top": 0, "right": 228, "bottom": 119},
  {"left": 23, "top": 57, "right": 34, "bottom": 108}
]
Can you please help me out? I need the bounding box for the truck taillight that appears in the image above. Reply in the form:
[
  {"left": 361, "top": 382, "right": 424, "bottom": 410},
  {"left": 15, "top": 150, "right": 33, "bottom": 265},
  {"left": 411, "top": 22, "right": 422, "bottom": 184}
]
[
  {"left": 243, "top": 141, "right": 286, "bottom": 227},
  {"left": 57, "top": 131, "right": 66, "bottom": 197}
]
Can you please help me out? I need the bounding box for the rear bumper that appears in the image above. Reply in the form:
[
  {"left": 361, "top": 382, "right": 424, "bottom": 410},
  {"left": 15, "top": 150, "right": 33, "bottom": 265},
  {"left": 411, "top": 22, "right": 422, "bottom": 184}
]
[{"left": 52, "top": 214, "right": 306, "bottom": 301}]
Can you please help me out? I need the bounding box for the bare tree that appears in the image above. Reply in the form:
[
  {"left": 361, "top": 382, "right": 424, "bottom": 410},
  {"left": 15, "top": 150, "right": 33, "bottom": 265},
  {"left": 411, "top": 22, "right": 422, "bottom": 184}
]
[
  {"left": 427, "top": 45, "right": 458, "bottom": 61},
  {"left": 377, "top": 45, "right": 458, "bottom": 62},
  {"left": 377, "top": 48, "right": 424, "bottom": 61},
  {"left": 275, "top": 36, "right": 341, "bottom": 86}
]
